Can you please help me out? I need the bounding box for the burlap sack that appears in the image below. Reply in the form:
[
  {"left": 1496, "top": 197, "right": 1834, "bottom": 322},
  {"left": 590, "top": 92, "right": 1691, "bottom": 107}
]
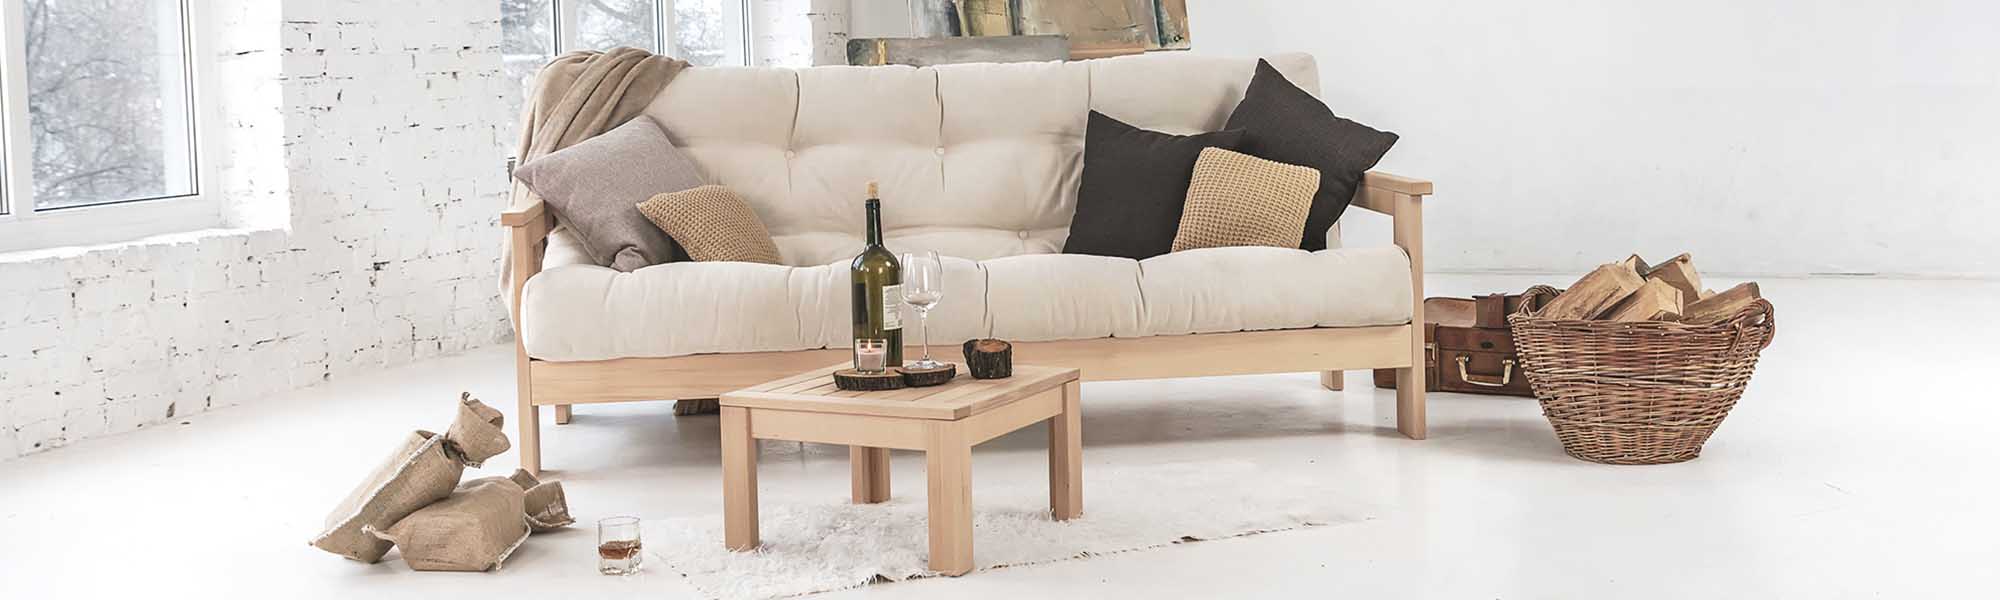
[
  {"left": 309, "top": 395, "right": 509, "bottom": 562},
  {"left": 365, "top": 476, "right": 530, "bottom": 572},
  {"left": 446, "top": 392, "right": 510, "bottom": 467},
  {"left": 510, "top": 469, "right": 575, "bottom": 531}
]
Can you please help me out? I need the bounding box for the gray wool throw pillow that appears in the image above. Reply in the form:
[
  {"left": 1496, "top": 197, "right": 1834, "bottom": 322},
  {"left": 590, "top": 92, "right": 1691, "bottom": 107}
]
[{"left": 513, "top": 116, "right": 704, "bottom": 272}]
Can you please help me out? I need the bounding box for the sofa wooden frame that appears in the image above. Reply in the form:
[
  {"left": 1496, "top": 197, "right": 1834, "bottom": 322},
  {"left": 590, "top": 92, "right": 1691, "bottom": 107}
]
[{"left": 501, "top": 171, "right": 1434, "bottom": 474}]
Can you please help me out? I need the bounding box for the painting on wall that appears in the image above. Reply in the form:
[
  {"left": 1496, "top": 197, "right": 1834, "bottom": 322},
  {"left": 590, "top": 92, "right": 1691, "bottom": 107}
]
[{"left": 905, "top": 0, "right": 1192, "bottom": 59}]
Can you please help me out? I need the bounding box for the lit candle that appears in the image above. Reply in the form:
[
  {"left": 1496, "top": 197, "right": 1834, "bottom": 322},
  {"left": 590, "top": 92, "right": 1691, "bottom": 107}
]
[{"left": 854, "top": 339, "right": 888, "bottom": 373}]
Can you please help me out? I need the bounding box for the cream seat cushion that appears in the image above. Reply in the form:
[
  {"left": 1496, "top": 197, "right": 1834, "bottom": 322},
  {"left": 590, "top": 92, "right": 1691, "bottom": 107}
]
[{"left": 520, "top": 247, "right": 1411, "bottom": 362}]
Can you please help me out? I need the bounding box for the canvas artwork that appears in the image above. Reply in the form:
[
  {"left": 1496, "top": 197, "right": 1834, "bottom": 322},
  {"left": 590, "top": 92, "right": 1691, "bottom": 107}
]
[
  {"left": 894, "top": 0, "right": 1192, "bottom": 62},
  {"left": 847, "top": 35, "right": 1070, "bottom": 67}
]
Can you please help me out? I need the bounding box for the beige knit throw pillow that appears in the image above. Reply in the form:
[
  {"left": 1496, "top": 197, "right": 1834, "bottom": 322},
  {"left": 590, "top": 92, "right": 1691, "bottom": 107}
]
[
  {"left": 1171, "top": 147, "right": 1321, "bottom": 253},
  {"left": 637, "top": 185, "right": 784, "bottom": 265}
]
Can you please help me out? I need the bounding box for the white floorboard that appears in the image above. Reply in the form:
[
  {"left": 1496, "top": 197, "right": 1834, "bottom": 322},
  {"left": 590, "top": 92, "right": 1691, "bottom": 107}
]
[{"left": 2, "top": 275, "right": 1993, "bottom": 599}]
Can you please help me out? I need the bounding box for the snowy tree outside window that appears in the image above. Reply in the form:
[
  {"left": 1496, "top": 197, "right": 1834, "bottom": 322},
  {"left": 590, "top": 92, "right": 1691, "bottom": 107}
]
[{"left": 9, "top": 0, "right": 196, "bottom": 211}]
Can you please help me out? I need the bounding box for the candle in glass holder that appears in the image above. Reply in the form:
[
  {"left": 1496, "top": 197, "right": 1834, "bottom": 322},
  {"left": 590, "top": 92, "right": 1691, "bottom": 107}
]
[{"left": 854, "top": 339, "right": 888, "bottom": 373}]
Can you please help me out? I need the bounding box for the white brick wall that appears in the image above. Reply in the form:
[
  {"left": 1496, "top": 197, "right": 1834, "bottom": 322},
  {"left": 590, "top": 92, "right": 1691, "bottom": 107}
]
[{"left": 0, "top": 0, "right": 512, "bottom": 459}]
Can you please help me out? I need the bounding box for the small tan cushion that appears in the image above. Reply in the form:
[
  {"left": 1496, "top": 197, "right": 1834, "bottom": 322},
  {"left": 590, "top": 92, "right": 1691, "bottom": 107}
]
[
  {"left": 1171, "top": 147, "right": 1321, "bottom": 253},
  {"left": 636, "top": 185, "right": 784, "bottom": 264}
]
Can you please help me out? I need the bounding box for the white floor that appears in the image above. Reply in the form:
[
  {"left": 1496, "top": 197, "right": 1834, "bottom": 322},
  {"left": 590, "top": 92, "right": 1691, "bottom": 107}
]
[{"left": 3, "top": 275, "right": 1995, "bottom": 599}]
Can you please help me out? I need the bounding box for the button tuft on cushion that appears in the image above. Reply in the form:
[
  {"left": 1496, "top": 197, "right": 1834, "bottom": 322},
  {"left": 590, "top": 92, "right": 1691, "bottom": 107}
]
[
  {"left": 784, "top": 150, "right": 796, "bottom": 159},
  {"left": 935, "top": 147, "right": 946, "bottom": 155},
  {"left": 1017, "top": 230, "right": 1030, "bottom": 239}
]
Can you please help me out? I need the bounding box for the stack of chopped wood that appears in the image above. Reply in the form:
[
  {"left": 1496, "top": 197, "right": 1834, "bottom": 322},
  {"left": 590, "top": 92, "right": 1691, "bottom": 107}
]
[{"left": 1539, "top": 253, "right": 1763, "bottom": 324}]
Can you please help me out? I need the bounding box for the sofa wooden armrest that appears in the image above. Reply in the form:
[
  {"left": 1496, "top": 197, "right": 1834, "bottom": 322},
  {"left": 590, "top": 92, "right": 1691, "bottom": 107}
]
[
  {"left": 1351, "top": 170, "right": 1433, "bottom": 215},
  {"left": 502, "top": 197, "right": 552, "bottom": 235},
  {"left": 1347, "top": 169, "right": 1432, "bottom": 439}
]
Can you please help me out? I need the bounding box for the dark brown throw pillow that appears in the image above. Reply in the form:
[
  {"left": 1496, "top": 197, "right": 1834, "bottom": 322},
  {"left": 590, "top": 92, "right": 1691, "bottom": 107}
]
[
  {"left": 1064, "top": 111, "right": 1244, "bottom": 260},
  {"left": 1225, "top": 59, "right": 1398, "bottom": 251}
]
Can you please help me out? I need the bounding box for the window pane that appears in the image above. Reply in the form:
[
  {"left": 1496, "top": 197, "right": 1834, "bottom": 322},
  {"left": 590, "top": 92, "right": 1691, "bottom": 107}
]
[
  {"left": 675, "top": 0, "right": 747, "bottom": 66},
  {"left": 501, "top": 0, "right": 556, "bottom": 126},
  {"left": 25, "top": 0, "right": 195, "bottom": 210},
  {"left": 577, "top": 0, "right": 659, "bottom": 52}
]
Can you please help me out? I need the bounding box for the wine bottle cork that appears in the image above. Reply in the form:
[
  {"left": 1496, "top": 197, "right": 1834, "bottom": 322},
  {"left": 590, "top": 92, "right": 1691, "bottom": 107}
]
[{"left": 866, "top": 181, "right": 878, "bottom": 198}]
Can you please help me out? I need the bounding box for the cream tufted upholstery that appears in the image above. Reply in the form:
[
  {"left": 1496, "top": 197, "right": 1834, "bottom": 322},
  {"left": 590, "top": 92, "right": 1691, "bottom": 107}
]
[{"left": 520, "top": 52, "right": 1409, "bottom": 362}]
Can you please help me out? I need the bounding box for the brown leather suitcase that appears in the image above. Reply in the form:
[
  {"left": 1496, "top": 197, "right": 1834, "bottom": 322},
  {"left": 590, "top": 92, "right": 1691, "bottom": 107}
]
[{"left": 1373, "top": 293, "right": 1538, "bottom": 397}]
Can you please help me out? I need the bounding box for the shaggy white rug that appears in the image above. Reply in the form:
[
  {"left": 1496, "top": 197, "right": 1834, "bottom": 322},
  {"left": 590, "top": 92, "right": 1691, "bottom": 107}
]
[{"left": 644, "top": 460, "right": 1367, "bottom": 600}]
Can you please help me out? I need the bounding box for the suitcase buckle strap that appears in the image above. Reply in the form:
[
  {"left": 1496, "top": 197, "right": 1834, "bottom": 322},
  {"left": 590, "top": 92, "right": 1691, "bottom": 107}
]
[{"left": 1454, "top": 355, "right": 1516, "bottom": 388}]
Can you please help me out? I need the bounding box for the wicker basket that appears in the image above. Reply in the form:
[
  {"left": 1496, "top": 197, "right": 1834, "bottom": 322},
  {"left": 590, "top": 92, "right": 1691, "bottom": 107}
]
[{"left": 1506, "top": 285, "right": 1776, "bottom": 464}]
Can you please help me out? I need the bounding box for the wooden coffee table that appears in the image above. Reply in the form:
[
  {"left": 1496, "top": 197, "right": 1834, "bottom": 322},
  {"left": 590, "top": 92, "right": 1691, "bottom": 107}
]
[{"left": 718, "top": 363, "right": 1082, "bottom": 576}]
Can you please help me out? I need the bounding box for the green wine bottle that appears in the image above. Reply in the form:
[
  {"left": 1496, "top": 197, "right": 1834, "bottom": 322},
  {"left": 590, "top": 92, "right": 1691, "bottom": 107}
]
[{"left": 852, "top": 182, "right": 904, "bottom": 366}]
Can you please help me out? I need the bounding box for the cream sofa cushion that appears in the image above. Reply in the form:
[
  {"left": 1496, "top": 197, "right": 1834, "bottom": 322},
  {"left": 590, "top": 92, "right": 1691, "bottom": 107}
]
[
  {"left": 521, "top": 248, "right": 1410, "bottom": 361},
  {"left": 983, "top": 253, "right": 1148, "bottom": 342},
  {"left": 1140, "top": 246, "right": 1413, "bottom": 336}
]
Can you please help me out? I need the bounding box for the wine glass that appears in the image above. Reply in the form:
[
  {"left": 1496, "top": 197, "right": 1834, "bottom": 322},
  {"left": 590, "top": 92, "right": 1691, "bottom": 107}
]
[{"left": 901, "top": 251, "right": 946, "bottom": 370}]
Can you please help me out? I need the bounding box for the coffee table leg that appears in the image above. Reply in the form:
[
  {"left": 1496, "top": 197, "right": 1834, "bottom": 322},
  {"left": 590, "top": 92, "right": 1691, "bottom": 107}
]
[
  {"left": 850, "top": 446, "right": 891, "bottom": 503},
  {"left": 1049, "top": 380, "right": 1083, "bottom": 521},
  {"left": 925, "top": 422, "right": 973, "bottom": 575},
  {"left": 721, "top": 406, "right": 759, "bottom": 551}
]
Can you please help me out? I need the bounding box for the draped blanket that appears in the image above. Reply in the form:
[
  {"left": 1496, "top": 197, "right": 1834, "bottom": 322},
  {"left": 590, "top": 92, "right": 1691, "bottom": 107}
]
[{"left": 502, "top": 47, "right": 688, "bottom": 307}]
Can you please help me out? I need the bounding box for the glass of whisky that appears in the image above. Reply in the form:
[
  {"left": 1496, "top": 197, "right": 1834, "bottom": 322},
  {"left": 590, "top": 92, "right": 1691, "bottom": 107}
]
[{"left": 597, "top": 516, "right": 643, "bottom": 575}]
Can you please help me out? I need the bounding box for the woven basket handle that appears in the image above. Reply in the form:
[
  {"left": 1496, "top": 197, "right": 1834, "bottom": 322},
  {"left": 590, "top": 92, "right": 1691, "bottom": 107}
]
[
  {"left": 1726, "top": 298, "right": 1778, "bottom": 353},
  {"left": 1513, "top": 285, "right": 1562, "bottom": 318}
]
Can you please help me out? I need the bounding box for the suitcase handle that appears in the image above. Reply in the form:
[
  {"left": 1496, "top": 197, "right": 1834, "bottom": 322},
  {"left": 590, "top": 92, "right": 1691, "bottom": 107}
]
[{"left": 1455, "top": 355, "right": 1516, "bottom": 388}]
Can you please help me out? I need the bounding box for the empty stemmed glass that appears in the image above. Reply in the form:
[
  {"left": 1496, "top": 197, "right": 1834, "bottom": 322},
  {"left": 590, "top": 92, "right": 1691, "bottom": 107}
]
[{"left": 901, "top": 251, "right": 946, "bottom": 370}]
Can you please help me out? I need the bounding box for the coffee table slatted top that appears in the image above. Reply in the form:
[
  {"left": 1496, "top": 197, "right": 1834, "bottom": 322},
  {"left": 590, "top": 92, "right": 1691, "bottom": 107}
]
[{"left": 720, "top": 363, "right": 1080, "bottom": 420}]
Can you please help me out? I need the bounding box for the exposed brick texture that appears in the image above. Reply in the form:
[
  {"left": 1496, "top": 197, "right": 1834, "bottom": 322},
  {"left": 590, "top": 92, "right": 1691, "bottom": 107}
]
[{"left": 0, "top": 0, "right": 512, "bottom": 459}]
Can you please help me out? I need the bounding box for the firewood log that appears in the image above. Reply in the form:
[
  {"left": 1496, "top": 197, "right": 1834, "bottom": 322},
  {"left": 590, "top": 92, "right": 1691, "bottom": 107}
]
[
  {"left": 1602, "top": 278, "right": 1685, "bottom": 321},
  {"left": 1618, "top": 254, "right": 1652, "bottom": 275},
  {"left": 1681, "top": 282, "right": 1762, "bottom": 325},
  {"left": 1643, "top": 253, "right": 1704, "bottom": 301},
  {"left": 1539, "top": 263, "right": 1645, "bottom": 320}
]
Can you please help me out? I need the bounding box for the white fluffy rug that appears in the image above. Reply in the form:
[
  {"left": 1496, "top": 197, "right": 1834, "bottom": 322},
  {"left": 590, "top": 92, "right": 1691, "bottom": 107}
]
[{"left": 644, "top": 460, "right": 1367, "bottom": 600}]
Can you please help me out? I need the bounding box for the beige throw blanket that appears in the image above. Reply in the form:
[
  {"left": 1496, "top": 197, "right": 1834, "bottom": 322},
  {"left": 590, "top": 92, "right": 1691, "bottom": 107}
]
[{"left": 501, "top": 47, "right": 687, "bottom": 307}]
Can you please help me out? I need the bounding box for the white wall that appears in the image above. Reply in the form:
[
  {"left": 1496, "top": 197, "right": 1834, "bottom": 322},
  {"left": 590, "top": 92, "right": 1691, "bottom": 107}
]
[
  {"left": 1207, "top": 0, "right": 2000, "bottom": 277},
  {"left": 853, "top": 0, "right": 2000, "bottom": 277},
  {"left": 0, "top": 0, "right": 512, "bottom": 459}
]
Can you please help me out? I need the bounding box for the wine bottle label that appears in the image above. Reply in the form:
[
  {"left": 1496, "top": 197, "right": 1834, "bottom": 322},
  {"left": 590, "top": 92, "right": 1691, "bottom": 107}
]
[{"left": 881, "top": 284, "right": 903, "bottom": 330}]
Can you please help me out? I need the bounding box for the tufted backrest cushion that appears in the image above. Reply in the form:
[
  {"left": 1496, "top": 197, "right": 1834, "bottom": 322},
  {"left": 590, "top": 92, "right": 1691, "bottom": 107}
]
[{"left": 643, "top": 52, "right": 1323, "bottom": 267}]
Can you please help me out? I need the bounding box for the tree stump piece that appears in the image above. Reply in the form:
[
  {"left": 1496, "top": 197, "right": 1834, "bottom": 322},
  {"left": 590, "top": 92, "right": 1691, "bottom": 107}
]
[
  {"left": 901, "top": 364, "right": 957, "bottom": 387},
  {"left": 834, "top": 369, "right": 907, "bottom": 391},
  {"left": 962, "top": 339, "right": 1013, "bottom": 379}
]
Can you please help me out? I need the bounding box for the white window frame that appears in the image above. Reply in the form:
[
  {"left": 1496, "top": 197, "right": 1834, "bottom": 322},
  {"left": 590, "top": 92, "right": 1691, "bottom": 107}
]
[
  {"left": 0, "top": 0, "right": 220, "bottom": 255},
  {"left": 547, "top": 0, "right": 752, "bottom": 63}
]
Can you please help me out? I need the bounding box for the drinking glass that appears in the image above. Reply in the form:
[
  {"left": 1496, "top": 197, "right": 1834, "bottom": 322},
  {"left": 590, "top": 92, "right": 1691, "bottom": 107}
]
[
  {"left": 901, "top": 251, "right": 946, "bottom": 370},
  {"left": 597, "top": 516, "right": 643, "bottom": 575}
]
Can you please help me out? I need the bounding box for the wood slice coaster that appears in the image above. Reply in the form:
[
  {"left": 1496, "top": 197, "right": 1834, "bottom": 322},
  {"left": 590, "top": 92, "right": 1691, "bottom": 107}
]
[
  {"left": 900, "top": 364, "right": 957, "bottom": 387},
  {"left": 833, "top": 368, "right": 907, "bottom": 391}
]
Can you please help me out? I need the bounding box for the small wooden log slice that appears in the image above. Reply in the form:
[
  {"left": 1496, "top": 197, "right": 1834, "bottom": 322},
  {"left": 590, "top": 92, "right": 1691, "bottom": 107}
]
[
  {"left": 900, "top": 364, "right": 957, "bottom": 387},
  {"left": 962, "top": 338, "right": 1013, "bottom": 379},
  {"left": 834, "top": 368, "right": 907, "bottom": 391}
]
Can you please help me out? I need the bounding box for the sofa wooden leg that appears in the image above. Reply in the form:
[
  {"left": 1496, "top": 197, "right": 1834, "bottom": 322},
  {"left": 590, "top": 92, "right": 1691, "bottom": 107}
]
[
  {"left": 516, "top": 349, "right": 542, "bottom": 475},
  {"left": 553, "top": 405, "right": 572, "bottom": 425},
  {"left": 1396, "top": 367, "right": 1427, "bottom": 439},
  {"left": 1319, "top": 370, "right": 1344, "bottom": 391}
]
